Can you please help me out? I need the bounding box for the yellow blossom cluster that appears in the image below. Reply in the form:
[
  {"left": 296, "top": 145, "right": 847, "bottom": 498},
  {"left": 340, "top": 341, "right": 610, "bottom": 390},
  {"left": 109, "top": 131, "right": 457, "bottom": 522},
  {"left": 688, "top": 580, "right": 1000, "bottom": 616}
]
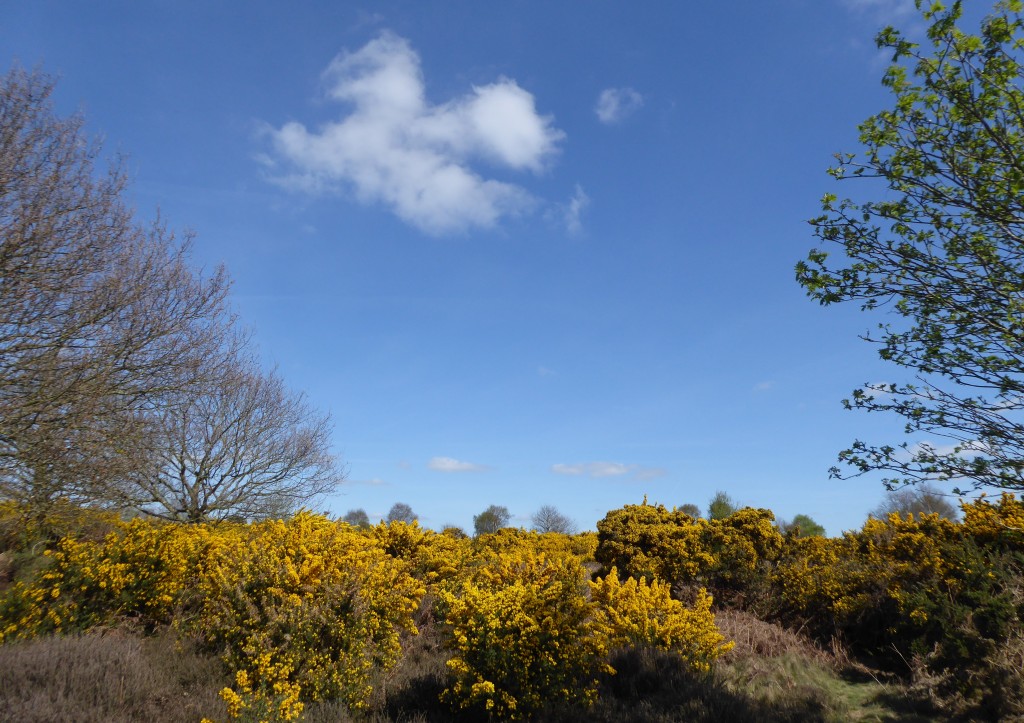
[
  {"left": 590, "top": 567, "right": 733, "bottom": 671},
  {"left": 0, "top": 510, "right": 424, "bottom": 714},
  {"left": 772, "top": 508, "right": 978, "bottom": 641},
  {"left": 190, "top": 512, "right": 425, "bottom": 710},
  {"left": 0, "top": 517, "right": 225, "bottom": 640},
  {"left": 437, "top": 546, "right": 608, "bottom": 720},
  {"left": 961, "top": 492, "right": 1024, "bottom": 547},
  {"left": 212, "top": 657, "right": 304, "bottom": 722},
  {"left": 595, "top": 501, "right": 784, "bottom": 592}
]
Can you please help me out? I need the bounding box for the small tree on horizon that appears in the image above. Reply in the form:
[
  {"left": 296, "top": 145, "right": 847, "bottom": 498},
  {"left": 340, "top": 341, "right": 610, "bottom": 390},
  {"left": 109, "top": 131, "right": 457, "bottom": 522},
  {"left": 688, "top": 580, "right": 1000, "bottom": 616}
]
[
  {"left": 531, "top": 505, "right": 577, "bottom": 534},
  {"left": 386, "top": 502, "right": 417, "bottom": 525},
  {"left": 707, "top": 491, "right": 738, "bottom": 520},
  {"left": 870, "top": 482, "right": 960, "bottom": 521},
  {"left": 341, "top": 508, "right": 371, "bottom": 528},
  {"left": 473, "top": 504, "right": 511, "bottom": 536},
  {"left": 678, "top": 503, "right": 702, "bottom": 519},
  {"left": 780, "top": 513, "right": 827, "bottom": 538}
]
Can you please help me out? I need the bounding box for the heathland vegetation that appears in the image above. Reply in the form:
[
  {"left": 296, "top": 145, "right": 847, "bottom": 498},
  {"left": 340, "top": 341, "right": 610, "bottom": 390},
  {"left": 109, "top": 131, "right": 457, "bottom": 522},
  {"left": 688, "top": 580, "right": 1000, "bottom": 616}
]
[{"left": 7, "top": 1, "right": 1024, "bottom": 720}]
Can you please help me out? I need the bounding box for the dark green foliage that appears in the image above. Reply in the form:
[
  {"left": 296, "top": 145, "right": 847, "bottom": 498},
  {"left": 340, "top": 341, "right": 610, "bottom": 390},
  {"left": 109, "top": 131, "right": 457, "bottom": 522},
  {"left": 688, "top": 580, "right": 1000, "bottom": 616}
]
[
  {"left": 780, "top": 514, "right": 826, "bottom": 538},
  {"left": 707, "top": 492, "right": 738, "bottom": 521},
  {"left": 472, "top": 504, "right": 511, "bottom": 536}
]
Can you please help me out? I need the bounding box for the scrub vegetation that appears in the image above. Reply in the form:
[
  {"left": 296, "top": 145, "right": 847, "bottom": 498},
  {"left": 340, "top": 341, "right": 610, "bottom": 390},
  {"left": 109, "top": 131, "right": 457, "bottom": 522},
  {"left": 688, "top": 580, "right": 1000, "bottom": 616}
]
[{"left": 6, "top": 1, "right": 1024, "bottom": 721}]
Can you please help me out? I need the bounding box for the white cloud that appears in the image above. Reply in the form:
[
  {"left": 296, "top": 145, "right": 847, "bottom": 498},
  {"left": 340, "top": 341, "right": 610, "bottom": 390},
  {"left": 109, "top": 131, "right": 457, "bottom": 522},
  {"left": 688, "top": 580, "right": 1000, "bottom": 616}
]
[
  {"left": 753, "top": 381, "right": 776, "bottom": 392},
  {"left": 537, "top": 365, "right": 556, "bottom": 377},
  {"left": 595, "top": 87, "right": 643, "bottom": 124},
  {"left": 262, "top": 32, "right": 565, "bottom": 235},
  {"left": 841, "top": 0, "right": 915, "bottom": 23},
  {"left": 429, "top": 456, "right": 489, "bottom": 473},
  {"left": 552, "top": 461, "right": 665, "bottom": 480},
  {"left": 634, "top": 466, "right": 668, "bottom": 481},
  {"left": 563, "top": 184, "right": 589, "bottom": 234}
]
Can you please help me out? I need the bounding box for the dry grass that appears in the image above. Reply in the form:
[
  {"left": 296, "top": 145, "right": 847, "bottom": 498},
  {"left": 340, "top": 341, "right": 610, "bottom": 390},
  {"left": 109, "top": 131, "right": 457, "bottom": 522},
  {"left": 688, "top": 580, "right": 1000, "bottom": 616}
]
[
  {"left": 715, "top": 608, "right": 840, "bottom": 666},
  {"left": 0, "top": 627, "right": 227, "bottom": 722},
  {"left": 0, "top": 609, "right": 940, "bottom": 723}
]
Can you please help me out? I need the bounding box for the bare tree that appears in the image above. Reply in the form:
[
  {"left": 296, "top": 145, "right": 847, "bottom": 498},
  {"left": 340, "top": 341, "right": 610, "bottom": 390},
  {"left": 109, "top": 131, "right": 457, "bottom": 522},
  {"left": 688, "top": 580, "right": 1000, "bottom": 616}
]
[
  {"left": 340, "top": 508, "right": 370, "bottom": 528},
  {"left": 870, "top": 483, "right": 960, "bottom": 522},
  {"left": 125, "top": 347, "right": 341, "bottom": 522},
  {"left": 531, "top": 505, "right": 577, "bottom": 534},
  {"left": 0, "top": 68, "right": 229, "bottom": 511},
  {"left": 386, "top": 502, "right": 417, "bottom": 525}
]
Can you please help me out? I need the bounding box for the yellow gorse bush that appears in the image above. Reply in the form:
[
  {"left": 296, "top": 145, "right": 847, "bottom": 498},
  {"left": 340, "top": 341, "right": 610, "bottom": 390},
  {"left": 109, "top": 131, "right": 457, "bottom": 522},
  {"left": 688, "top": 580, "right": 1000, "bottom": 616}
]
[
  {"left": 590, "top": 567, "right": 733, "bottom": 671},
  {"left": 190, "top": 512, "right": 425, "bottom": 710},
  {"left": 0, "top": 510, "right": 425, "bottom": 715},
  {"left": 438, "top": 545, "right": 609, "bottom": 720},
  {"left": 0, "top": 517, "right": 226, "bottom": 640}
]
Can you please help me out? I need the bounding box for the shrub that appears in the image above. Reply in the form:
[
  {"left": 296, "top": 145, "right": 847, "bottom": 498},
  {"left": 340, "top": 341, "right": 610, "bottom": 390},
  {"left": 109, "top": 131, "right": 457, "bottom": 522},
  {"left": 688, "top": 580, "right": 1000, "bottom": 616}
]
[
  {"left": 590, "top": 567, "right": 733, "bottom": 671},
  {"left": 190, "top": 512, "right": 424, "bottom": 711},
  {"left": 437, "top": 547, "right": 608, "bottom": 719}
]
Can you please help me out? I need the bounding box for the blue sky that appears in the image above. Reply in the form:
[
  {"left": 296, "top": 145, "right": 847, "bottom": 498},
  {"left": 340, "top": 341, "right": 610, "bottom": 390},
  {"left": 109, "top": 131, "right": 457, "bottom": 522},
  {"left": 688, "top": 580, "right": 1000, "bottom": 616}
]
[{"left": 3, "top": 0, "right": 968, "bottom": 534}]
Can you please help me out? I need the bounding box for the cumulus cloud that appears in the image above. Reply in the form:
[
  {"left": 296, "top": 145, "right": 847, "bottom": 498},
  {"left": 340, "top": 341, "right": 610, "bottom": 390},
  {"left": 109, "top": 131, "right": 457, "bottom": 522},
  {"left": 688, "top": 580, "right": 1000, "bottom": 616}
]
[
  {"left": 261, "top": 32, "right": 565, "bottom": 235},
  {"left": 429, "top": 456, "right": 490, "bottom": 472},
  {"left": 595, "top": 87, "right": 643, "bottom": 124},
  {"left": 552, "top": 462, "right": 665, "bottom": 480}
]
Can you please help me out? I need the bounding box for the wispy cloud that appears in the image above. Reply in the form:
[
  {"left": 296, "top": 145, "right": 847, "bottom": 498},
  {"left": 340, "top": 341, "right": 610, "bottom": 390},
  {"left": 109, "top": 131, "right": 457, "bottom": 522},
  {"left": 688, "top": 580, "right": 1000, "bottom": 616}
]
[
  {"left": 429, "top": 456, "right": 490, "bottom": 473},
  {"left": 552, "top": 461, "right": 666, "bottom": 480},
  {"left": 562, "top": 184, "right": 589, "bottom": 234},
  {"left": 537, "top": 365, "right": 556, "bottom": 377},
  {"left": 261, "top": 31, "right": 565, "bottom": 235},
  {"left": 753, "top": 381, "right": 776, "bottom": 392},
  {"left": 348, "top": 477, "right": 388, "bottom": 486},
  {"left": 841, "top": 0, "right": 915, "bottom": 23},
  {"left": 595, "top": 87, "right": 643, "bottom": 124}
]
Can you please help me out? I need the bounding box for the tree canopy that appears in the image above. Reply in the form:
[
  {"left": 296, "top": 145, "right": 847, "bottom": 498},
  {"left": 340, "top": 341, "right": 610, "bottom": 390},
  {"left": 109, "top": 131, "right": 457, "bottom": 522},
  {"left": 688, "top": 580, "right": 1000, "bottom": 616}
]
[
  {"left": 707, "top": 491, "right": 738, "bottom": 521},
  {"left": 0, "top": 67, "right": 341, "bottom": 521},
  {"left": 473, "top": 504, "right": 511, "bottom": 536},
  {"left": 797, "top": 0, "right": 1024, "bottom": 493},
  {"left": 386, "top": 503, "right": 417, "bottom": 525},
  {"left": 531, "top": 505, "right": 577, "bottom": 534}
]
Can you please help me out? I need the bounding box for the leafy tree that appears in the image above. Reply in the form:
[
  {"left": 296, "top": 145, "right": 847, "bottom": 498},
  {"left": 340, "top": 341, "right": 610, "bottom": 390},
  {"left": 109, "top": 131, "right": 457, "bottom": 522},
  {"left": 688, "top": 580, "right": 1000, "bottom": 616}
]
[
  {"left": 707, "top": 491, "right": 738, "bottom": 521},
  {"left": 531, "top": 504, "right": 577, "bottom": 534},
  {"left": 678, "top": 503, "right": 702, "bottom": 518},
  {"left": 386, "top": 502, "right": 417, "bottom": 525},
  {"left": 870, "top": 482, "right": 961, "bottom": 521},
  {"left": 473, "top": 504, "right": 511, "bottom": 536},
  {"left": 796, "top": 1, "right": 1024, "bottom": 494},
  {"left": 0, "top": 68, "right": 230, "bottom": 512},
  {"left": 341, "top": 508, "right": 371, "bottom": 528},
  {"left": 779, "top": 513, "right": 827, "bottom": 537}
]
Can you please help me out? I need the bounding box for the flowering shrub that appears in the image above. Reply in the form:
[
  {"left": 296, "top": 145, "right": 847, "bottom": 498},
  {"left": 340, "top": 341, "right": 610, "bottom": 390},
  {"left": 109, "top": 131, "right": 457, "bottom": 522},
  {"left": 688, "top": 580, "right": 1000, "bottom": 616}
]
[
  {"left": 213, "top": 656, "right": 304, "bottom": 722},
  {"left": 437, "top": 547, "right": 608, "bottom": 719},
  {"left": 189, "top": 512, "right": 424, "bottom": 710},
  {"left": 0, "top": 518, "right": 223, "bottom": 640},
  {"left": 961, "top": 493, "right": 1024, "bottom": 549},
  {"left": 595, "top": 502, "right": 713, "bottom": 584},
  {"left": 371, "top": 520, "right": 472, "bottom": 587},
  {"left": 590, "top": 567, "right": 733, "bottom": 671},
  {"left": 595, "top": 501, "right": 783, "bottom": 606}
]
